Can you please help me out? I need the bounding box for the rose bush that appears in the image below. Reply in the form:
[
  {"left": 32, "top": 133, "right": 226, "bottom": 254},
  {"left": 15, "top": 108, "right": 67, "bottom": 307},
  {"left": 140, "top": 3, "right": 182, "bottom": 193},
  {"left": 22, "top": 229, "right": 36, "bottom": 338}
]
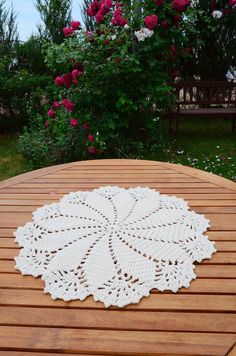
[{"left": 20, "top": 0, "right": 194, "bottom": 166}]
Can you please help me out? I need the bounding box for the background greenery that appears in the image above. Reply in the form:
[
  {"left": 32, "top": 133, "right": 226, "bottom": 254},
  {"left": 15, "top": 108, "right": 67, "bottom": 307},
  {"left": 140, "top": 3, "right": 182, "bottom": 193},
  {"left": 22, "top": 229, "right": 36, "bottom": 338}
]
[
  {"left": 1, "top": 117, "right": 235, "bottom": 181},
  {"left": 0, "top": 0, "right": 235, "bottom": 181}
]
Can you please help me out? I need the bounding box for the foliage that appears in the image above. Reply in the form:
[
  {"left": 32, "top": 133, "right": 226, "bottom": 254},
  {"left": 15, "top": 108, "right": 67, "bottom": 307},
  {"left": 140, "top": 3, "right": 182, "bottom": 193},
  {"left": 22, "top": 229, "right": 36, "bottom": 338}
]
[
  {"left": 20, "top": 0, "right": 195, "bottom": 166},
  {"left": 35, "top": 0, "right": 72, "bottom": 43},
  {"left": 182, "top": 0, "right": 236, "bottom": 80}
]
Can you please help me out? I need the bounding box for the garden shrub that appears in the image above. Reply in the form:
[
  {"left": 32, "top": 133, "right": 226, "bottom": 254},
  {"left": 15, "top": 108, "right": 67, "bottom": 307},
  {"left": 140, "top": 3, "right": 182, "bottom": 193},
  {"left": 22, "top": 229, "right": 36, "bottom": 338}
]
[{"left": 19, "top": 0, "right": 195, "bottom": 166}]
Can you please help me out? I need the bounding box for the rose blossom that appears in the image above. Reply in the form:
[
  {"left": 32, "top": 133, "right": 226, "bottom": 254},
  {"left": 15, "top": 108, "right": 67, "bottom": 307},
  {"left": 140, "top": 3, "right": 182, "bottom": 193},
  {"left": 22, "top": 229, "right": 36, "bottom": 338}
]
[
  {"left": 45, "top": 120, "right": 49, "bottom": 128},
  {"left": 172, "top": 0, "right": 189, "bottom": 12},
  {"left": 212, "top": 10, "right": 223, "bottom": 18},
  {"left": 87, "top": 0, "right": 100, "bottom": 16},
  {"left": 61, "top": 99, "right": 75, "bottom": 112},
  {"left": 70, "top": 118, "right": 79, "bottom": 127},
  {"left": 135, "top": 27, "right": 154, "bottom": 41},
  {"left": 63, "top": 72, "right": 73, "bottom": 88},
  {"left": 144, "top": 14, "right": 158, "bottom": 30},
  {"left": 161, "top": 20, "right": 169, "bottom": 28},
  {"left": 71, "top": 21, "right": 81, "bottom": 31},
  {"left": 83, "top": 122, "right": 90, "bottom": 130},
  {"left": 72, "top": 69, "right": 83, "bottom": 80},
  {"left": 54, "top": 76, "right": 64, "bottom": 86},
  {"left": 63, "top": 27, "right": 74, "bottom": 36},
  {"left": 48, "top": 109, "right": 56, "bottom": 118},
  {"left": 173, "top": 14, "right": 182, "bottom": 28},
  {"left": 156, "top": 0, "right": 164, "bottom": 5},
  {"left": 53, "top": 101, "right": 60, "bottom": 110},
  {"left": 88, "top": 146, "right": 96, "bottom": 154},
  {"left": 88, "top": 134, "right": 95, "bottom": 142},
  {"left": 95, "top": 11, "right": 104, "bottom": 23}
]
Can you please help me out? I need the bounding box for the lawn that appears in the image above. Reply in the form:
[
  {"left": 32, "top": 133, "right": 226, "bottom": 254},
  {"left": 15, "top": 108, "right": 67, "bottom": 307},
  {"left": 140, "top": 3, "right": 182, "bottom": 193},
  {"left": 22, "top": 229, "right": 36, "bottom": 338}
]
[{"left": 0, "top": 117, "right": 235, "bottom": 182}]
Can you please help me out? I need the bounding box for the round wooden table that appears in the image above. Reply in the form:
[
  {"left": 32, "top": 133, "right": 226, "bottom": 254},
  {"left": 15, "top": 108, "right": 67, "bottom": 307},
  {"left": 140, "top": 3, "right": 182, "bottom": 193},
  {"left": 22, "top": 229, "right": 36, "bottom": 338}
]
[{"left": 0, "top": 159, "right": 236, "bottom": 356}]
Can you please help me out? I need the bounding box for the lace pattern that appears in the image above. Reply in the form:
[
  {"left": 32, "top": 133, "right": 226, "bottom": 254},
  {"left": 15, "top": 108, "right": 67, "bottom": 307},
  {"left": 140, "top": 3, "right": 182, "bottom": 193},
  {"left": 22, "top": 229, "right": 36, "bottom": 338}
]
[{"left": 14, "top": 186, "right": 216, "bottom": 308}]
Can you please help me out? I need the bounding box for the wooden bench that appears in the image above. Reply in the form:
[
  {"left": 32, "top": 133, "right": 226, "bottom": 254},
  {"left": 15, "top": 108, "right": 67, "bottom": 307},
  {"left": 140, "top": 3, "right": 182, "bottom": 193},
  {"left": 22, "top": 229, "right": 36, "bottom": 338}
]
[{"left": 169, "top": 81, "right": 236, "bottom": 138}]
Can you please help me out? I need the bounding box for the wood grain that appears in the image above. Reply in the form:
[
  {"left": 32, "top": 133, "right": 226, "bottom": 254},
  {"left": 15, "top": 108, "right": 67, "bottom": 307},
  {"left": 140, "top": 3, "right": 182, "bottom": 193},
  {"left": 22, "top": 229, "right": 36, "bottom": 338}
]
[{"left": 0, "top": 159, "right": 235, "bottom": 356}]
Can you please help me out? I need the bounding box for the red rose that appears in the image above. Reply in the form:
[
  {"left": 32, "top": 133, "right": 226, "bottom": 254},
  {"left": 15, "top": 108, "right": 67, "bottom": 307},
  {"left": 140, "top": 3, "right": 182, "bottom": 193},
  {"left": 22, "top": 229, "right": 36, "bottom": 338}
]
[
  {"left": 87, "top": 0, "right": 100, "bottom": 16},
  {"left": 156, "top": 0, "right": 164, "bottom": 5},
  {"left": 54, "top": 76, "right": 64, "bottom": 86},
  {"left": 95, "top": 11, "right": 104, "bottom": 23},
  {"left": 63, "top": 72, "right": 73, "bottom": 88},
  {"left": 45, "top": 120, "right": 49, "bottom": 128},
  {"left": 229, "top": 0, "right": 236, "bottom": 5},
  {"left": 88, "top": 134, "right": 94, "bottom": 142},
  {"left": 161, "top": 20, "right": 169, "bottom": 28},
  {"left": 53, "top": 101, "right": 60, "bottom": 109},
  {"left": 112, "top": 7, "right": 128, "bottom": 27},
  {"left": 172, "top": 0, "right": 188, "bottom": 12},
  {"left": 70, "top": 21, "right": 81, "bottom": 31},
  {"left": 48, "top": 109, "right": 56, "bottom": 118},
  {"left": 61, "top": 99, "right": 75, "bottom": 112},
  {"left": 173, "top": 14, "right": 182, "bottom": 28},
  {"left": 72, "top": 69, "right": 82, "bottom": 80},
  {"left": 63, "top": 27, "right": 74, "bottom": 36},
  {"left": 88, "top": 146, "right": 96, "bottom": 154},
  {"left": 144, "top": 14, "right": 158, "bottom": 30},
  {"left": 70, "top": 118, "right": 79, "bottom": 127},
  {"left": 83, "top": 122, "right": 90, "bottom": 130}
]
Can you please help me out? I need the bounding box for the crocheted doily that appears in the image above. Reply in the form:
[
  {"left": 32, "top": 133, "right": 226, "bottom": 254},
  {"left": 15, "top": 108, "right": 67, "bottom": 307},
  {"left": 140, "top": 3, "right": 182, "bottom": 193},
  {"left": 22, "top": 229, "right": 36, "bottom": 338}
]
[{"left": 14, "top": 186, "right": 216, "bottom": 308}]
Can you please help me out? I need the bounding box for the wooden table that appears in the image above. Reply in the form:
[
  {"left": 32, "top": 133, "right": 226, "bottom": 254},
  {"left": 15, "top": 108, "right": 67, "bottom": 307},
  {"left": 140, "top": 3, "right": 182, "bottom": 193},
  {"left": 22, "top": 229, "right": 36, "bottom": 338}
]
[{"left": 0, "top": 159, "right": 236, "bottom": 356}]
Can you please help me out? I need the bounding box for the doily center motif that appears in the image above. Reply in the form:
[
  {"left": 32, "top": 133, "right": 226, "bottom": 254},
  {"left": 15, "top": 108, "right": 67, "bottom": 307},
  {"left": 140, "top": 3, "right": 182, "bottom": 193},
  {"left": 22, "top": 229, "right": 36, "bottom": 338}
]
[{"left": 14, "top": 186, "right": 216, "bottom": 308}]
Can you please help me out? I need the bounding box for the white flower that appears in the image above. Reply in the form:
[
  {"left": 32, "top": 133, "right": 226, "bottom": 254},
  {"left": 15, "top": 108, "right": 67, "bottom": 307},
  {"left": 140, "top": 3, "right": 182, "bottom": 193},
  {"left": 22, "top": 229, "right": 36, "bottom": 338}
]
[
  {"left": 111, "top": 34, "right": 116, "bottom": 41},
  {"left": 212, "top": 10, "right": 223, "bottom": 19},
  {"left": 124, "top": 24, "right": 129, "bottom": 30},
  {"left": 134, "top": 27, "right": 154, "bottom": 42}
]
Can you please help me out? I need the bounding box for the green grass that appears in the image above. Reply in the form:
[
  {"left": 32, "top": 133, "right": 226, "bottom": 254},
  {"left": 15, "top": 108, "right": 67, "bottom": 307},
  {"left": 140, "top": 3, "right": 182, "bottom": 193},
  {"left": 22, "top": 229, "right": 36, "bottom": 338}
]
[
  {"left": 0, "top": 117, "right": 236, "bottom": 182},
  {"left": 146, "top": 116, "right": 236, "bottom": 181},
  {"left": 0, "top": 134, "right": 32, "bottom": 181}
]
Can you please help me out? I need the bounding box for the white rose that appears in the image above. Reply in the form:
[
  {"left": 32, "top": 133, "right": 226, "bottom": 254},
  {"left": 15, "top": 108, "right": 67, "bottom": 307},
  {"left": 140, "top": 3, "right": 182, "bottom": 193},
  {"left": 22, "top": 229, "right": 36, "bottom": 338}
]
[
  {"left": 212, "top": 10, "right": 223, "bottom": 19},
  {"left": 124, "top": 24, "right": 129, "bottom": 29}
]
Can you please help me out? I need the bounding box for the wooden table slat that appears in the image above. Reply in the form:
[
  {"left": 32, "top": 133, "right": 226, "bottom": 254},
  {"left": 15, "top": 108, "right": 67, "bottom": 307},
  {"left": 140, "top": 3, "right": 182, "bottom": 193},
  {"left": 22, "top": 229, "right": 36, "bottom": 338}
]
[{"left": 0, "top": 159, "right": 235, "bottom": 356}]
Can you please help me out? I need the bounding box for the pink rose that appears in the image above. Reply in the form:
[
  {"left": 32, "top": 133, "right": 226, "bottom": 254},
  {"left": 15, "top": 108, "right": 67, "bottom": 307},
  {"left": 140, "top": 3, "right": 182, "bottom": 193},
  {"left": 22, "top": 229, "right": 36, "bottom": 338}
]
[
  {"left": 144, "top": 14, "right": 158, "bottom": 30},
  {"left": 48, "top": 109, "right": 56, "bottom": 118},
  {"left": 70, "top": 118, "right": 79, "bottom": 127},
  {"left": 88, "top": 146, "right": 96, "bottom": 154},
  {"left": 87, "top": 0, "right": 100, "bottom": 16},
  {"left": 61, "top": 99, "right": 75, "bottom": 112},
  {"left": 54, "top": 76, "right": 64, "bottom": 86},
  {"left": 72, "top": 69, "right": 82, "bottom": 80},
  {"left": 53, "top": 101, "right": 60, "bottom": 109},
  {"left": 83, "top": 122, "right": 90, "bottom": 130},
  {"left": 172, "top": 0, "right": 188, "bottom": 12},
  {"left": 161, "top": 20, "right": 169, "bottom": 28},
  {"left": 71, "top": 21, "right": 81, "bottom": 31},
  {"left": 63, "top": 27, "right": 74, "bottom": 36},
  {"left": 88, "top": 134, "right": 94, "bottom": 142},
  {"left": 95, "top": 11, "right": 104, "bottom": 23},
  {"left": 112, "top": 7, "right": 128, "bottom": 27},
  {"left": 63, "top": 72, "right": 73, "bottom": 88}
]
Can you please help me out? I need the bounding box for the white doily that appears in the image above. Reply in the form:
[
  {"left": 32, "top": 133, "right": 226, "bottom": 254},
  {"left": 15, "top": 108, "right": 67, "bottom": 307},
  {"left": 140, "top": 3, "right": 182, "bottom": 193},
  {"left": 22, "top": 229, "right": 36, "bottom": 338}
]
[{"left": 14, "top": 186, "right": 216, "bottom": 308}]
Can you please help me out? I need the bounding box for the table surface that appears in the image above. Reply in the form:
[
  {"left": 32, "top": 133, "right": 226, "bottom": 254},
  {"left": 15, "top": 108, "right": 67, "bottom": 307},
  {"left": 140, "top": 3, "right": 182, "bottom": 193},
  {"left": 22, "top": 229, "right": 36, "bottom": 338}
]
[{"left": 0, "top": 159, "right": 236, "bottom": 356}]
